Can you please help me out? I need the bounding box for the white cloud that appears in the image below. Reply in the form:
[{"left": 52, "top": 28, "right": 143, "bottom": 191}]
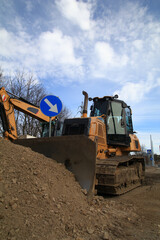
[
  {"left": 92, "top": 1, "right": 160, "bottom": 76},
  {"left": 114, "top": 73, "right": 160, "bottom": 104},
  {"left": 56, "top": 0, "right": 92, "bottom": 30},
  {"left": 91, "top": 41, "right": 129, "bottom": 78},
  {"left": 115, "top": 81, "right": 148, "bottom": 103},
  {"left": 0, "top": 27, "right": 83, "bottom": 81},
  {"left": 0, "top": 28, "right": 12, "bottom": 57},
  {"left": 95, "top": 42, "right": 114, "bottom": 65},
  {"left": 133, "top": 40, "right": 143, "bottom": 50},
  {"left": 38, "top": 29, "right": 81, "bottom": 65},
  {"left": 25, "top": 1, "right": 33, "bottom": 12},
  {"left": 0, "top": 28, "right": 34, "bottom": 58},
  {"left": 0, "top": 0, "right": 160, "bottom": 89},
  {"left": 157, "top": 78, "right": 160, "bottom": 85}
]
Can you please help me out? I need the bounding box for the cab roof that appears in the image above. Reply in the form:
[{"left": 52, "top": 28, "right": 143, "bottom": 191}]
[{"left": 89, "top": 95, "right": 128, "bottom": 108}]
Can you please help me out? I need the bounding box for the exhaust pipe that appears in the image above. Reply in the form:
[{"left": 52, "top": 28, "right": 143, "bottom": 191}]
[{"left": 82, "top": 91, "right": 88, "bottom": 118}]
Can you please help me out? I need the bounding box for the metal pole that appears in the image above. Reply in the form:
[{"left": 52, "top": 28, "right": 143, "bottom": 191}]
[
  {"left": 150, "top": 135, "right": 155, "bottom": 166},
  {"left": 49, "top": 117, "right": 52, "bottom": 137}
]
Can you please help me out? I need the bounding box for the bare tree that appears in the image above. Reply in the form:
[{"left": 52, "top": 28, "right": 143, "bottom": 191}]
[
  {"left": 0, "top": 69, "right": 71, "bottom": 137},
  {"left": 0, "top": 68, "right": 3, "bottom": 80},
  {"left": 58, "top": 105, "right": 71, "bottom": 121},
  {"left": 0, "top": 68, "right": 5, "bottom": 136},
  {"left": 1, "top": 70, "right": 46, "bottom": 136},
  {"left": 0, "top": 67, "right": 7, "bottom": 86}
]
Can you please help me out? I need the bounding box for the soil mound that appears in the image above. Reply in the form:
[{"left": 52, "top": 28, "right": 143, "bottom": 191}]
[{"left": 0, "top": 139, "right": 141, "bottom": 240}]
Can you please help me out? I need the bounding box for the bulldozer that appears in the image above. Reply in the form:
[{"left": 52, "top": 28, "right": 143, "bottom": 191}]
[
  {"left": 12, "top": 90, "right": 145, "bottom": 195},
  {"left": 14, "top": 91, "right": 145, "bottom": 195}
]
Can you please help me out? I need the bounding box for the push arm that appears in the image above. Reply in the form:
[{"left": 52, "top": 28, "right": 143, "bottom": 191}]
[{"left": 10, "top": 98, "right": 51, "bottom": 122}]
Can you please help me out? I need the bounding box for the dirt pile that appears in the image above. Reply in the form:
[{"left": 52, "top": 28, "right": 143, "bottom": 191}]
[{"left": 0, "top": 139, "right": 158, "bottom": 240}]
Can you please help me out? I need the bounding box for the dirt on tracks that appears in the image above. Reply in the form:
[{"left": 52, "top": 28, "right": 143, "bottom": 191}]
[{"left": 0, "top": 139, "right": 160, "bottom": 240}]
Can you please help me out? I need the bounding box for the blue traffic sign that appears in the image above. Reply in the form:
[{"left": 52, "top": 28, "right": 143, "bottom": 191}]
[
  {"left": 147, "top": 149, "right": 152, "bottom": 154},
  {"left": 40, "top": 95, "right": 62, "bottom": 117}
]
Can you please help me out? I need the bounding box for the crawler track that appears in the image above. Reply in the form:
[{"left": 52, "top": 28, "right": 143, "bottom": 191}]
[{"left": 95, "top": 156, "right": 145, "bottom": 195}]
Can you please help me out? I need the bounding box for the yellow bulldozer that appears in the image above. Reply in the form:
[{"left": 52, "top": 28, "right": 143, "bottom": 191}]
[{"left": 0, "top": 87, "right": 145, "bottom": 195}]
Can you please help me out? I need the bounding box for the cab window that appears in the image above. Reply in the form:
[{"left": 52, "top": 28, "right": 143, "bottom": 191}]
[{"left": 107, "top": 101, "right": 125, "bottom": 135}]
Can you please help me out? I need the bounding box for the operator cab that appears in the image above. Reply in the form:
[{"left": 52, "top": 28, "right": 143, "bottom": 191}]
[
  {"left": 90, "top": 96, "right": 133, "bottom": 147},
  {"left": 41, "top": 120, "right": 63, "bottom": 137}
]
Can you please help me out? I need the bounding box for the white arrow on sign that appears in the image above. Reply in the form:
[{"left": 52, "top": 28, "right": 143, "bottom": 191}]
[{"left": 44, "top": 98, "right": 58, "bottom": 113}]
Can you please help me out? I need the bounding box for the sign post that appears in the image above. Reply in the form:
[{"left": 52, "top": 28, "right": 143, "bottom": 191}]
[
  {"left": 49, "top": 117, "right": 52, "bottom": 137},
  {"left": 40, "top": 95, "right": 62, "bottom": 137},
  {"left": 150, "top": 135, "right": 155, "bottom": 166}
]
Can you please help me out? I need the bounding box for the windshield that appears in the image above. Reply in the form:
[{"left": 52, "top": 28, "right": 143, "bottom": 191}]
[
  {"left": 41, "top": 122, "right": 52, "bottom": 137},
  {"left": 41, "top": 121, "right": 63, "bottom": 137},
  {"left": 107, "top": 101, "right": 125, "bottom": 135},
  {"left": 91, "top": 99, "right": 108, "bottom": 116}
]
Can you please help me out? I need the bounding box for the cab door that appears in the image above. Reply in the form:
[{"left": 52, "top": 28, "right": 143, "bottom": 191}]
[{"left": 107, "top": 100, "right": 131, "bottom": 146}]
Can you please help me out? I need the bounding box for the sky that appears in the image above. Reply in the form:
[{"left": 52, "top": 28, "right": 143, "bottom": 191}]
[{"left": 0, "top": 0, "right": 160, "bottom": 154}]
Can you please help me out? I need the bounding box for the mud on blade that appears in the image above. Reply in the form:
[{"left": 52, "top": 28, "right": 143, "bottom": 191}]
[{"left": 14, "top": 135, "right": 97, "bottom": 193}]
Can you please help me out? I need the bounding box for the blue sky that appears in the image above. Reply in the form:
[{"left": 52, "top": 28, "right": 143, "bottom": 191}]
[{"left": 0, "top": 0, "right": 160, "bottom": 154}]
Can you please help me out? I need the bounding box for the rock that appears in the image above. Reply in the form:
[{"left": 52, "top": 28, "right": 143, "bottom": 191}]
[
  {"left": 9, "top": 199, "right": 18, "bottom": 210},
  {"left": 61, "top": 216, "right": 65, "bottom": 223},
  {"left": 33, "top": 194, "right": 37, "bottom": 200},
  {"left": 90, "top": 207, "right": 94, "bottom": 212},
  {"left": 87, "top": 227, "right": 94, "bottom": 234},
  {"left": 65, "top": 223, "right": 74, "bottom": 233},
  {"left": 12, "top": 178, "right": 17, "bottom": 184},
  {"left": 12, "top": 203, "right": 18, "bottom": 210},
  {"left": 81, "top": 189, "right": 87, "bottom": 195},
  {"left": 102, "top": 231, "right": 111, "bottom": 240},
  {"left": 57, "top": 204, "right": 61, "bottom": 209},
  {"left": 42, "top": 193, "right": 48, "bottom": 199}
]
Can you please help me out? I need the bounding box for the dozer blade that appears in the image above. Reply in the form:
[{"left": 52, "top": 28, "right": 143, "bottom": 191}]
[{"left": 14, "top": 135, "right": 97, "bottom": 193}]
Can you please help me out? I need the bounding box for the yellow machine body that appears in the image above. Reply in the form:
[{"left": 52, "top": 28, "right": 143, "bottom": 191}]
[{"left": 1, "top": 87, "right": 145, "bottom": 195}]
